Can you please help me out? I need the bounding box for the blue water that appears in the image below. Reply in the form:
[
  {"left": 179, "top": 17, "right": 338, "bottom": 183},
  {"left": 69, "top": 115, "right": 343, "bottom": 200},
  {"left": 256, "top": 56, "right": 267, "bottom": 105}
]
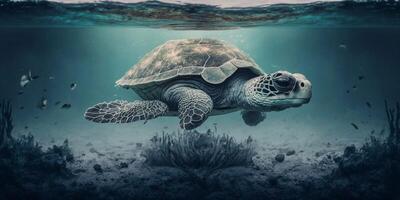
[
  {"left": 0, "top": 0, "right": 398, "bottom": 151},
  {"left": 0, "top": 25, "right": 399, "bottom": 150}
]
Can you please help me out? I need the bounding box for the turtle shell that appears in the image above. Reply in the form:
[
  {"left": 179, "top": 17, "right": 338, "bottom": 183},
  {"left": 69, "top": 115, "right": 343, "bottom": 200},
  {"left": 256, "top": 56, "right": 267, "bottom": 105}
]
[{"left": 116, "top": 38, "right": 264, "bottom": 88}]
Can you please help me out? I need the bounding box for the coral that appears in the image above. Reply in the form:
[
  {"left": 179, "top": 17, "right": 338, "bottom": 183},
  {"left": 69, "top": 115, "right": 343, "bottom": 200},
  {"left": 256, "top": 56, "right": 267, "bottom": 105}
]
[{"left": 143, "top": 129, "right": 256, "bottom": 177}]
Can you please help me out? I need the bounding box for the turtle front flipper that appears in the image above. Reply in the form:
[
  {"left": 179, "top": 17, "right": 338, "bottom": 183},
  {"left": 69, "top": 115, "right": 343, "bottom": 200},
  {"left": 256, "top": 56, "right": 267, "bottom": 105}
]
[
  {"left": 165, "top": 87, "right": 213, "bottom": 130},
  {"left": 84, "top": 100, "right": 168, "bottom": 123},
  {"left": 241, "top": 110, "right": 266, "bottom": 126}
]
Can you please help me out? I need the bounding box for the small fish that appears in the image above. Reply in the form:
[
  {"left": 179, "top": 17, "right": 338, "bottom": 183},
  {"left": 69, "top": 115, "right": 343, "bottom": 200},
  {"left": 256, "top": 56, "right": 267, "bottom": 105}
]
[
  {"left": 366, "top": 102, "right": 372, "bottom": 108},
  {"left": 24, "top": 126, "right": 28, "bottom": 129},
  {"left": 43, "top": 89, "right": 47, "bottom": 92},
  {"left": 346, "top": 90, "right": 350, "bottom": 94},
  {"left": 371, "top": 130, "right": 375, "bottom": 134},
  {"left": 19, "top": 106, "right": 24, "bottom": 110},
  {"left": 54, "top": 101, "right": 61, "bottom": 106},
  {"left": 20, "top": 74, "right": 30, "bottom": 87},
  {"left": 18, "top": 90, "right": 24, "bottom": 95},
  {"left": 358, "top": 76, "right": 364, "bottom": 80},
  {"left": 339, "top": 44, "right": 347, "bottom": 49},
  {"left": 351, "top": 123, "right": 359, "bottom": 130},
  {"left": 20, "top": 70, "right": 39, "bottom": 87},
  {"left": 61, "top": 104, "right": 71, "bottom": 109},
  {"left": 352, "top": 85, "right": 357, "bottom": 89},
  {"left": 37, "top": 96, "right": 48, "bottom": 110},
  {"left": 49, "top": 76, "right": 55, "bottom": 80},
  {"left": 70, "top": 83, "right": 77, "bottom": 90}
]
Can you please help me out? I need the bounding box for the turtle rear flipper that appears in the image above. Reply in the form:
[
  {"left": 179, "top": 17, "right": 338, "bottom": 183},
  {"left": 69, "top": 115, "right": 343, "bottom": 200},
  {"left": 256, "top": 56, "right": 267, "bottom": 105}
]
[{"left": 84, "top": 100, "right": 168, "bottom": 123}]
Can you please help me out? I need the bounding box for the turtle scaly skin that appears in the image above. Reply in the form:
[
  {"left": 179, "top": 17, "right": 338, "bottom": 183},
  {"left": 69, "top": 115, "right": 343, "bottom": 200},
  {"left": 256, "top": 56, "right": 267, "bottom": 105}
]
[{"left": 85, "top": 39, "right": 312, "bottom": 130}]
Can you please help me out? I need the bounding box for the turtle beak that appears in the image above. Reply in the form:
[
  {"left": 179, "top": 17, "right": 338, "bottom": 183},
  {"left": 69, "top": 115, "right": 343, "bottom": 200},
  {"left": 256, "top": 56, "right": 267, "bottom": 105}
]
[{"left": 292, "top": 73, "right": 312, "bottom": 102}]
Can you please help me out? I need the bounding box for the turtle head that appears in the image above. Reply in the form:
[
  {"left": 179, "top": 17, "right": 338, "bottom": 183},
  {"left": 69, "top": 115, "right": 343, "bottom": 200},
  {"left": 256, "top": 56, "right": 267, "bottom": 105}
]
[{"left": 243, "top": 71, "right": 312, "bottom": 111}]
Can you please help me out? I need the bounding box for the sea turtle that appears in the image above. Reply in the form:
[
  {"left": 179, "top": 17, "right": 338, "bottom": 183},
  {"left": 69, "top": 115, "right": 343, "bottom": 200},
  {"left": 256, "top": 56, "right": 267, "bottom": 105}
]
[{"left": 84, "top": 39, "right": 312, "bottom": 130}]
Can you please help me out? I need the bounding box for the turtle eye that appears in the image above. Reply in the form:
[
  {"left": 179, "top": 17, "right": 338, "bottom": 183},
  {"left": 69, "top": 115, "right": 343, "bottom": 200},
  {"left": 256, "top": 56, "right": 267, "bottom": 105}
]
[
  {"left": 274, "top": 73, "right": 282, "bottom": 77},
  {"left": 275, "top": 78, "right": 291, "bottom": 87},
  {"left": 272, "top": 74, "right": 296, "bottom": 92}
]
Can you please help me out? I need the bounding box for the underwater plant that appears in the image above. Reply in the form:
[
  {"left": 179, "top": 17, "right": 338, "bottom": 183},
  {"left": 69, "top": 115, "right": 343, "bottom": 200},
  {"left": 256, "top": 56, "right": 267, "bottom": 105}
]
[
  {"left": 385, "top": 100, "right": 400, "bottom": 147},
  {"left": 143, "top": 129, "right": 256, "bottom": 176},
  {"left": 0, "top": 100, "right": 74, "bottom": 199},
  {"left": 0, "top": 100, "right": 13, "bottom": 150},
  {"left": 330, "top": 100, "right": 400, "bottom": 199}
]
